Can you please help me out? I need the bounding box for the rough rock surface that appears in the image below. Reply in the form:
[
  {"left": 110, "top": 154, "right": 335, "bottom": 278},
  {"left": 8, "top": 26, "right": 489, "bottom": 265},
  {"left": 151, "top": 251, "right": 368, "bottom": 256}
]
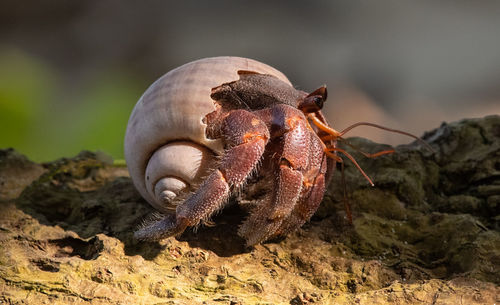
[{"left": 1, "top": 115, "right": 499, "bottom": 304}]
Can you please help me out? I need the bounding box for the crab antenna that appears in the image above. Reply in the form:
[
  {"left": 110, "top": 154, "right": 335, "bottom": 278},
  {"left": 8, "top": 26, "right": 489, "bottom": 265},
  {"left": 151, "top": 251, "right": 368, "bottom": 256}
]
[
  {"left": 307, "top": 113, "right": 342, "bottom": 138},
  {"left": 308, "top": 113, "right": 434, "bottom": 153},
  {"left": 340, "top": 122, "right": 435, "bottom": 153},
  {"left": 324, "top": 147, "right": 374, "bottom": 186},
  {"left": 320, "top": 134, "right": 396, "bottom": 158},
  {"left": 339, "top": 139, "right": 396, "bottom": 158}
]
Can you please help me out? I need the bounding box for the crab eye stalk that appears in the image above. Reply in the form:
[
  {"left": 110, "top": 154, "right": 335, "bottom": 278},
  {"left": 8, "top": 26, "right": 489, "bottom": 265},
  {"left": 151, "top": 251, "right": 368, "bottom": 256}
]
[
  {"left": 298, "top": 85, "right": 328, "bottom": 113},
  {"left": 298, "top": 96, "right": 323, "bottom": 113}
]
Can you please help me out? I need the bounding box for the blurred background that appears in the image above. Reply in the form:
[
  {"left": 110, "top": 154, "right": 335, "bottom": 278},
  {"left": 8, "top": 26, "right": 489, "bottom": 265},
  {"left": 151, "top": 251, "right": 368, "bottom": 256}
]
[{"left": 1, "top": 0, "right": 499, "bottom": 162}]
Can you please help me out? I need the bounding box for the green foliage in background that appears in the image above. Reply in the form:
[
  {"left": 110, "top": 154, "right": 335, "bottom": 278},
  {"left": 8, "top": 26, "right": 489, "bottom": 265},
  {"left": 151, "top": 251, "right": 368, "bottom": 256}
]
[{"left": 0, "top": 48, "right": 144, "bottom": 162}]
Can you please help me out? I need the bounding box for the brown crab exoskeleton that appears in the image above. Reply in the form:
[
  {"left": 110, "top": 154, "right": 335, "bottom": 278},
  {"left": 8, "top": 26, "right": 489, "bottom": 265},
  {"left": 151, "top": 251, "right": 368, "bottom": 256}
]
[{"left": 134, "top": 71, "right": 432, "bottom": 246}]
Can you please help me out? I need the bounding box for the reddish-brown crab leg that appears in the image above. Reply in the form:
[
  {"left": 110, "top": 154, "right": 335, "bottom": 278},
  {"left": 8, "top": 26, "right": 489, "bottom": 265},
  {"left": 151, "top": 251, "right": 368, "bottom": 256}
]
[{"left": 134, "top": 109, "right": 270, "bottom": 241}]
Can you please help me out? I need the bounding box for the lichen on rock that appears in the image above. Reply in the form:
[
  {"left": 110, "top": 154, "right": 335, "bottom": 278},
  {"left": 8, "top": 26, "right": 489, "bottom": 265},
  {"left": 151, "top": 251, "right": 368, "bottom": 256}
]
[{"left": 1, "top": 116, "right": 499, "bottom": 304}]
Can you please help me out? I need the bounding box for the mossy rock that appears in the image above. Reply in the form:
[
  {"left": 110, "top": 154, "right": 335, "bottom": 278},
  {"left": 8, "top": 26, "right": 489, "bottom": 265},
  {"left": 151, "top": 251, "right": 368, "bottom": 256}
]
[{"left": 1, "top": 116, "right": 499, "bottom": 304}]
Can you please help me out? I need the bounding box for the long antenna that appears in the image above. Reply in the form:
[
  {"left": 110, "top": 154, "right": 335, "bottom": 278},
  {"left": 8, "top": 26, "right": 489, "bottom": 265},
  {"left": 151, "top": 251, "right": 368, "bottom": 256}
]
[{"left": 340, "top": 122, "right": 435, "bottom": 153}]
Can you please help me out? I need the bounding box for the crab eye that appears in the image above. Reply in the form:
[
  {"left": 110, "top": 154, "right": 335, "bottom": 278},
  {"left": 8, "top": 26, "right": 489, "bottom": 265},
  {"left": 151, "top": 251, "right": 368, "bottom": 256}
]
[
  {"left": 298, "top": 95, "right": 324, "bottom": 113},
  {"left": 313, "top": 96, "right": 324, "bottom": 109}
]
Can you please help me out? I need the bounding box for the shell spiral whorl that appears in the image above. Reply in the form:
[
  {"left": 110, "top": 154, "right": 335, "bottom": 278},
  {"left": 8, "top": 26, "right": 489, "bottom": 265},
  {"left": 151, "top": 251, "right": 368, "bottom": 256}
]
[{"left": 124, "top": 56, "right": 291, "bottom": 213}]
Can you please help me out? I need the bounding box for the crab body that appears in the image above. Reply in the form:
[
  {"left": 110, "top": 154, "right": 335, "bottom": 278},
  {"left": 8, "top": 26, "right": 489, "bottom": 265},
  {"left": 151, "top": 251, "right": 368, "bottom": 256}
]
[{"left": 135, "top": 71, "right": 335, "bottom": 246}]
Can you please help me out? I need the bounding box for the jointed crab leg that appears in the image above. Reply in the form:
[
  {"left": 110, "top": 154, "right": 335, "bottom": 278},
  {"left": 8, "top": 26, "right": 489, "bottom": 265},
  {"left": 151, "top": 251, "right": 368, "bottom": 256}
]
[{"left": 135, "top": 109, "right": 270, "bottom": 241}]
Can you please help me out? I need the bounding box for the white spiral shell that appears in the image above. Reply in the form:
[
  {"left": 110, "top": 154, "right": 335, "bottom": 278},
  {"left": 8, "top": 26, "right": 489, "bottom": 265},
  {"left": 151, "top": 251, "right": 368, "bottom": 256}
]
[{"left": 124, "top": 56, "right": 291, "bottom": 213}]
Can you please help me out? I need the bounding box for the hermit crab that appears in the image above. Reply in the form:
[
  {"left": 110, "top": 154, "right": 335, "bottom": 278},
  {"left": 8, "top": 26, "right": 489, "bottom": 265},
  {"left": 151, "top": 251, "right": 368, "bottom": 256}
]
[{"left": 125, "top": 56, "right": 425, "bottom": 246}]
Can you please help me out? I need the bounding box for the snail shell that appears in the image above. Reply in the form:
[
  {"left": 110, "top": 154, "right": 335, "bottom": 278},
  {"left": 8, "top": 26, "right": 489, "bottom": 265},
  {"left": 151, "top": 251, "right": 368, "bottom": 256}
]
[{"left": 124, "top": 56, "right": 291, "bottom": 213}]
